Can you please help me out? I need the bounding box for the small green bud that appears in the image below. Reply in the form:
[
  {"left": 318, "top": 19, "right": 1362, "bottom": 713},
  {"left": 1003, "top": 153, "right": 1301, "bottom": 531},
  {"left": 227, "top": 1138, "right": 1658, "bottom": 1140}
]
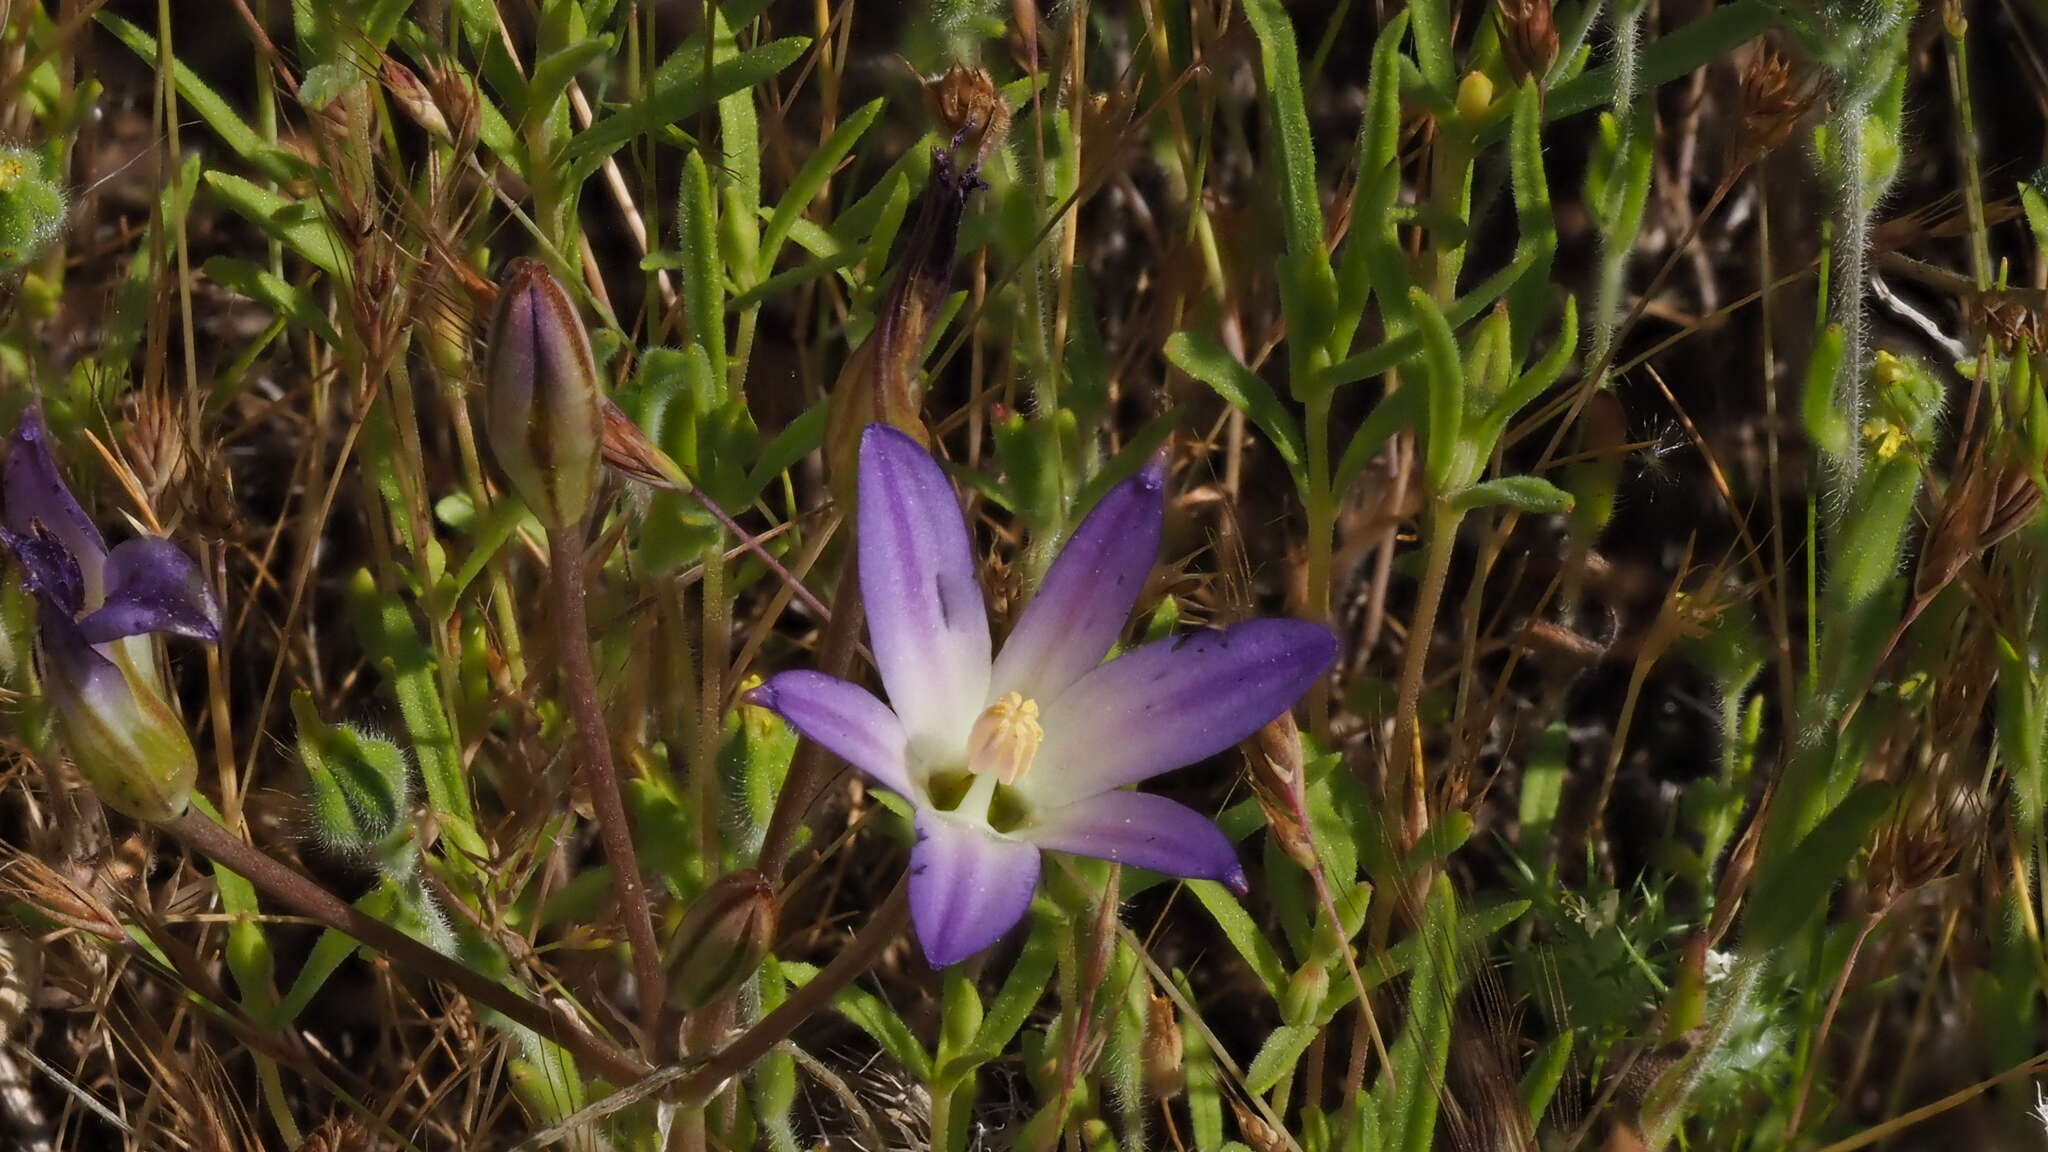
[
  {"left": 1280, "top": 962, "right": 1329, "bottom": 1027},
  {"left": 0, "top": 146, "right": 63, "bottom": 272},
  {"left": 483, "top": 259, "right": 604, "bottom": 528},
  {"left": 291, "top": 690, "right": 411, "bottom": 856},
  {"left": 666, "top": 869, "right": 777, "bottom": 1012},
  {"left": 1455, "top": 71, "right": 1495, "bottom": 125}
]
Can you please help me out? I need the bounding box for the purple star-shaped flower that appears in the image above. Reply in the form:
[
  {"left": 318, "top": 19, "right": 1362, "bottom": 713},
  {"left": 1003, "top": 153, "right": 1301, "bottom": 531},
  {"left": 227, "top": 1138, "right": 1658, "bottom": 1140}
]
[
  {"left": 752, "top": 425, "right": 1335, "bottom": 967},
  {"left": 2, "top": 407, "right": 220, "bottom": 821}
]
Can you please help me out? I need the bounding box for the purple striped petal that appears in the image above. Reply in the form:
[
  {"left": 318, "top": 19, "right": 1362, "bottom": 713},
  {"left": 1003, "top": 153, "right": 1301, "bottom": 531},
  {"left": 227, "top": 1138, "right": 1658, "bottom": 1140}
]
[
  {"left": 1027, "top": 619, "right": 1337, "bottom": 806},
  {"left": 750, "top": 671, "right": 917, "bottom": 800},
  {"left": 909, "top": 809, "right": 1039, "bottom": 967},
  {"left": 1023, "top": 790, "right": 1246, "bottom": 892},
  {"left": 858, "top": 425, "right": 990, "bottom": 754},
  {"left": 4, "top": 407, "right": 107, "bottom": 599},
  {"left": 77, "top": 537, "right": 220, "bottom": 645},
  {"left": 991, "top": 457, "right": 1165, "bottom": 702}
]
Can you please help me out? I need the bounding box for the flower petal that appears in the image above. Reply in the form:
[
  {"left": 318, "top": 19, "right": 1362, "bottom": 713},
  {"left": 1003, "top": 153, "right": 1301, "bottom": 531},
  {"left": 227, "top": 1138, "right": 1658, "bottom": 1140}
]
[
  {"left": 1027, "top": 619, "right": 1337, "bottom": 806},
  {"left": 77, "top": 537, "right": 221, "bottom": 645},
  {"left": 991, "top": 458, "right": 1165, "bottom": 702},
  {"left": 909, "top": 809, "right": 1039, "bottom": 967},
  {"left": 858, "top": 424, "right": 991, "bottom": 754},
  {"left": 1023, "top": 790, "right": 1246, "bottom": 892},
  {"left": 749, "top": 671, "right": 917, "bottom": 800},
  {"left": 1, "top": 522, "right": 85, "bottom": 616},
  {"left": 4, "top": 407, "right": 107, "bottom": 596}
]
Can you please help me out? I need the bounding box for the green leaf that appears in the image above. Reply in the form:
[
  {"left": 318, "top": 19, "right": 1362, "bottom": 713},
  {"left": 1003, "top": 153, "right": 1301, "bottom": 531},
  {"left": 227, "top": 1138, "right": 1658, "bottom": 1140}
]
[
  {"left": 1336, "top": 13, "right": 1411, "bottom": 339},
  {"left": 1246, "top": 1023, "right": 1319, "bottom": 1093},
  {"left": 677, "top": 150, "right": 728, "bottom": 385},
  {"left": 1746, "top": 783, "right": 1895, "bottom": 952},
  {"left": 346, "top": 570, "right": 486, "bottom": 861},
  {"left": 1521, "top": 1031, "right": 1574, "bottom": 1128},
  {"left": 203, "top": 256, "right": 341, "bottom": 348},
  {"left": 274, "top": 880, "right": 404, "bottom": 1026},
  {"left": 1449, "top": 475, "right": 1574, "bottom": 515},
  {"left": 1407, "top": 0, "right": 1455, "bottom": 94},
  {"left": 1410, "top": 288, "right": 1464, "bottom": 490},
  {"left": 956, "top": 912, "right": 1057, "bottom": 1073},
  {"left": 201, "top": 174, "right": 346, "bottom": 277},
  {"left": 1177, "top": 970, "right": 1227, "bottom": 1152},
  {"left": 1240, "top": 0, "right": 1339, "bottom": 346},
  {"left": 758, "top": 98, "right": 884, "bottom": 280},
  {"left": 1068, "top": 411, "right": 1181, "bottom": 524},
  {"left": 1189, "top": 879, "right": 1288, "bottom": 998},
  {"left": 1505, "top": 83, "right": 1559, "bottom": 360},
  {"left": 1335, "top": 385, "right": 1422, "bottom": 497},
  {"left": 560, "top": 37, "right": 807, "bottom": 185},
  {"left": 781, "top": 959, "right": 934, "bottom": 1080},
  {"left": 1802, "top": 324, "right": 1851, "bottom": 460},
  {"left": 526, "top": 36, "right": 615, "bottom": 126},
  {"left": 742, "top": 401, "right": 829, "bottom": 498},
  {"left": 96, "top": 13, "right": 302, "bottom": 184},
  {"left": 1165, "top": 331, "right": 1306, "bottom": 488},
  {"left": 1545, "top": 1, "right": 1775, "bottom": 124},
  {"left": 1376, "top": 875, "right": 1459, "bottom": 1152}
]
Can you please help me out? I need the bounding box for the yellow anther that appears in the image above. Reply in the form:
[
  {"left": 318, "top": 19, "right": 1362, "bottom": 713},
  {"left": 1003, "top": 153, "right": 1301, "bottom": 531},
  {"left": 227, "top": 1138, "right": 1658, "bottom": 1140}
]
[
  {"left": 967, "top": 692, "right": 1043, "bottom": 785},
  {"left": 1861, "top": 418, "right": 1909, "bottom": 461}
]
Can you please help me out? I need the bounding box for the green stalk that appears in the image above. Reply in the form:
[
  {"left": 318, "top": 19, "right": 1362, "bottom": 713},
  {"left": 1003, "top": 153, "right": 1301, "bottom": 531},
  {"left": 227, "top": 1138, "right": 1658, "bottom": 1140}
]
[{"left": 1392, "top": 503, "right": 1461, "bottom": 846}]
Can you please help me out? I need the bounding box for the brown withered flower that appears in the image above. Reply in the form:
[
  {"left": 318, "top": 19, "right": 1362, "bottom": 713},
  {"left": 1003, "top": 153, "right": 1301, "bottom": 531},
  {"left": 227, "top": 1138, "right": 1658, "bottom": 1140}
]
[
  {"left": 1141, "top": 991, "right": 1185, "bottom": 1100},
  {"left": 1733, "top": 44, "right": 1820, "bottom": 166},
  {"left": 924, "top": 65, "right": 1011, "bottom": 169},
  {"left": 1495, "top": 0, "right": 1559, "bottom": 87}
]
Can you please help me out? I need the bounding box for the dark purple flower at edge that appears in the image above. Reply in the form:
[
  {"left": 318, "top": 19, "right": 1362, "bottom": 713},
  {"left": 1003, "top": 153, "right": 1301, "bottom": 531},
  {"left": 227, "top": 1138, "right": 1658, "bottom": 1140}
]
[
  {"left": 2, "top": 407, "right": 221, "bottom": 822},
  {"left": 752, "top": 425, "right": 1336, "bottom": 967}
]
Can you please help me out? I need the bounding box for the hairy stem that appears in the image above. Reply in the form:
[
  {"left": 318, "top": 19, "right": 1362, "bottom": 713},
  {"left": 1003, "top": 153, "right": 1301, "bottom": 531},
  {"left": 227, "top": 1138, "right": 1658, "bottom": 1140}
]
[
  {"left": 548, "top": 519, "right": 666, "bottom": 1043},
  {"left": 162, "top": 808, "right": 650, "bottom": 1087}
]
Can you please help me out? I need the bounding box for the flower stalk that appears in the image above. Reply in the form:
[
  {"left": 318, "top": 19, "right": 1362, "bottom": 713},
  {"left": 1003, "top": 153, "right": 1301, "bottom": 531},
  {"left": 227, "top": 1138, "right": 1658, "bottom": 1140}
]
[{"left": 547, "top": 517, "right": 666, "bottom": 1042}]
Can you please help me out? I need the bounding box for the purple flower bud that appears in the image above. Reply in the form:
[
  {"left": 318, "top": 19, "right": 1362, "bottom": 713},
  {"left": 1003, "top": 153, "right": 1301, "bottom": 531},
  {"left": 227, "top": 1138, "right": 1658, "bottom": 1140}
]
[{"left": 483, "top": 259, "right": 604, "bottom": 529}]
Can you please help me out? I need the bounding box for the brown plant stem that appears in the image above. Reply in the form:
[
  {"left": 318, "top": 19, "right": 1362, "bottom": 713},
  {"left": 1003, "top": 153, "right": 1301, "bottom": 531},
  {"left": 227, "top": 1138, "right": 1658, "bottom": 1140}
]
[
  {"left": 162, "top": 808, "right": 650, "bottom": 1087},
  {"left": 548, "top": 518, "right": 666, "bottom": 1043}
]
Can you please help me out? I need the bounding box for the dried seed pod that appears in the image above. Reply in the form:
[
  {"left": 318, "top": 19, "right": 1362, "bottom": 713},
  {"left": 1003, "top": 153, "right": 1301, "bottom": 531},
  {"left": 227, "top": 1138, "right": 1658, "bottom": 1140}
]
[
  {"left": 483, "top": 259, "right": 605, "bottom": 529},
  {"left": 1141, "top": 991, "right": 1185, "bottom": 1100},
  {"left": 1495, "top": 0, "right": 1559, "bottom": 86},
  {"left": 1733, "top": 45, "right": 1820, "bottom": 165}
]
